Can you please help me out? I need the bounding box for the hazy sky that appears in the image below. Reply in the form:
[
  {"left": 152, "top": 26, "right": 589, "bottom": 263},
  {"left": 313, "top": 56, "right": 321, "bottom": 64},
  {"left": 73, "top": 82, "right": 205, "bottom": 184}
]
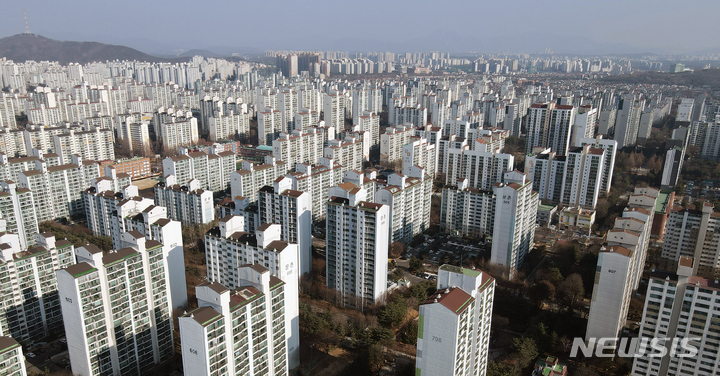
[{"left": 3, "top": 0, "right": 720, "bottom": 55}]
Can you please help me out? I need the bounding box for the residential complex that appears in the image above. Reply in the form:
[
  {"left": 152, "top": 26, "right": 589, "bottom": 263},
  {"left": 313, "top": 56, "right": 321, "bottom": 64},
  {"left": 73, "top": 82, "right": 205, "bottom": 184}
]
[
  {"left": 154, "top": 176, "right": 214, "bottom": 225},
  {"left": 257, "top": 177, "right": 312, "bottom": 275},
  {"left": 204, "top": 221, "right": 300, "bottom": 368},
  {"left": 57, "top": 232, "right": 175, "bottom": 376},
  {"left": 326, "top": 184, "right": 390, "bottom": 308},
  {"left": 162, "top": 149, "right": 235, "bottom": 191},
  {"left": 490, "top": 171, "right": 538, "bottom": 273},
  {"left": 585, "top": 187, "right": 658, "bottom": 345},
  {"left": 0, "top": 336, "right": 26, "bottom": 376},
  {"left": 632, "top": 258, "right": 720, "bottom": 376},
  {"left": 416, "top": 265, "right": 495, "bottom": 376},
  {"left": 180, "top": 265, "right": 288, "bottom": 376},
  {"left": 0, "top": 232, "right": 74, "bottom": 343}
]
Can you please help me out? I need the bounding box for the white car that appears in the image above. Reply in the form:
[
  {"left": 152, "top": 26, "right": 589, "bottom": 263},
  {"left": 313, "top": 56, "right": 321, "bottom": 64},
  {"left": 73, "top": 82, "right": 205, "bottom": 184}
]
[{"left": 26, "top": 352, "right": 36, "bottom": 358}]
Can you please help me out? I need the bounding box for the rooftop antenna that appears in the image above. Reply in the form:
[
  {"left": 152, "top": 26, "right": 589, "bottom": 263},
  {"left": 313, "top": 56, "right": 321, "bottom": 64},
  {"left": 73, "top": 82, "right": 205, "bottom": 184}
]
[{"left": 23, "top": 10, "right": 30, "bottom": 34}]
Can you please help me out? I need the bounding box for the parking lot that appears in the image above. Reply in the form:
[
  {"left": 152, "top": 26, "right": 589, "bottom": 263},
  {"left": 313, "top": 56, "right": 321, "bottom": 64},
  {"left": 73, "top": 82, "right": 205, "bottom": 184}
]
[{"left": 24, "top": 336, "right": 71, "bottom": 374}]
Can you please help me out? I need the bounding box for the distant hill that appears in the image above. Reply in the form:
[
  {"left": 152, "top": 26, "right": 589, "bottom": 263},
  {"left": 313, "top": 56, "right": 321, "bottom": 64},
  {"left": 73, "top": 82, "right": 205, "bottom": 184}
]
[
  {"left": 179, "top": 49, "right": 223, "bottom": 58},
  {"left": 0, "top": 33, "right": 190, "bottom": 65}
]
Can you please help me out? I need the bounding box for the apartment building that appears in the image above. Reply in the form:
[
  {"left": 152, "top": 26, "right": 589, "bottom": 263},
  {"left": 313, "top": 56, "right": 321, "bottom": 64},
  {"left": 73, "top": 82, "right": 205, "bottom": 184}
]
[
  {"left": 416, "top": 265, "right": 495, "bottom": 376},
  {"left": 204, "top": 221, "right": 300, "bottom": 368},
  {"left": 525, "top": 145, "right": 606, "bottom": 210},
  {"left": 82, "top": 175, "right": 137, "bottom": 237},
  {"left": 661, "top": 202, "right": 720, "bottom": 277},
  {"left": 0, "top": 181, "right": 39, "bottom": 249},
  {"left": 324, "top": 137, "right": 363, "bottom": 174},
  {"left": 154, "top": 176, "right": 214, "bottom": 225},
  {"left": 402, "top": 136, "right": 436, "bottom": 177},
  {"left": 326, "top": 185, "right": 390, "bottom": 308},
  {"left": 440, "top": 179, "right": 495, "bottom": 238},
  {"left": 632, "top": 258, "right": 720, "bottom": 376},
  {"left": 585, "top": 187, "right": 658, "bottom": 345},
  {"left": 272, "top": 127, "right": 325, "bottom": 169},
  {"left": 230, "top": 157, "right": 288, "bottom": 202},
  {"left": 0, "top": 232, "right": 74, "bottom": 343},
  {"left": 286, "top": 160, "right": 343, "bottom": 222},
  {"left": 576, "top": 136, "right": 617, "bottom": 194},
  {"left": 380, "top": 123, "right": 415, "bottom": 166},
  {"left": 323, "top": 91, "right": 346, "bottom": 134},
  {"left": 53, "top": 128, "right": 114, "bottom": 165},
  {"left": 440, "top": 136, "right": 514, "bottom": 191},
  {"left": 258, "top": 107, "right": 282, "bottom": 146},
  {"left": 207, "top": 111, "right": 250, "bottom": 142},
  {"left": 375, "top": 168, "right": 432, "bottom": 244},
  {"left": 257, "top": 177, "right": 312, "bottom": 275},
  {"left": 162, "top": 149, "right": 235, "bottom": 192},
  {"left": 0, "top": 128, "right": 27, "bottom": 158},
  {"left": 18, "top": 155, "right": 102, "bottom": 222},
  {"left": 490, "top": 171, "right": 538, "bottom": 274},
  {"left": 57, "top": 233, "right": 175, "bottom": 376},
  {"left": 160, "top": 114, "right": 199, "bottom": 152},
  {"left": 180, "top": 265, "right": 289, "bottom": 376},
  {"left": 0, "top": 336, "right": 26, "bottom": 376},
  {"left": 109, "top": 200, "right": 187, "bottom": 310}
]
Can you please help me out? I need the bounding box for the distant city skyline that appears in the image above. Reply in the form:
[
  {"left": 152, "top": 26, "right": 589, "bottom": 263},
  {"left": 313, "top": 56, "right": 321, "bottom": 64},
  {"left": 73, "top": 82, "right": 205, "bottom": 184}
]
[{"left": 1, "top": 0, "right": 720, "bottom": 56}]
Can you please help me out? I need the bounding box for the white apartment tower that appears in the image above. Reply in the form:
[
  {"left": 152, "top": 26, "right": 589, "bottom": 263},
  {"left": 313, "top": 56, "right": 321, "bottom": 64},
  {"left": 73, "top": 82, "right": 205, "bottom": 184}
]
[
  {"left": 380, "top": 124, "right": 415, "bottom": 166},
  {"left": 576, "top": 136, "right": 617, "bottom": 193},
  {"left": 160, "top": 115, "right": 199, "bottom": 152},
  {"left": 110, "top": 200, "right": 188, "bottom": 310},
  {"left": 375, "top": 168, "right": 432, "bottom": 244},
  {"left": 53, "top": 128, "right": 115, "bottom": 165},
  {"left": 324, "top": 137, "right": 364, "bottom": 174},
  {"left": 153, "top": 176, "right": 214, "bottom": 225},
  {"left": 286, "top": 160, "right": 343, "bottom": 221},
  {"left": 0, "top": 181, "right": 39, "bottom": 250},
  {"left": 18, "top": 155, "right": 102, "bottom": 222},
  {"left": 632, "top": 257, "right": 720, "bottom": 376},
  {"left": 272, "top": 127, "right": 325, "bottom": 169},
  {"left": 162, "top": 150, "right": 235, "bottom": 192},
  {"left": 179, "top": 266, "right": 289, "bottom": 376},
  {"left": 661, "top": 202, "right": 720, "bottom": 277},
  {"left": 416, "top": 264, "right": 495, "bottom": 376},
  {"left": 257, "top": 177, "right": 312, "bottom": 275},
  {"left": 326, "top": 185, "right": 390, "bottom": 308},
  {"left": 258, "top": 107, "right": 282, "bottom": 146},
  {"left": 440, "top": 179, "right": 495, "bottom": 238},
  {"left": 230, "top": 157, "right": 288, "bottom": 202},
  {"left": 323, "top": 91, "right": 346, "bottom": 134},
  {"left": 490, "top": 171, "right": 538, "bottom": 273},
  {"left": 57, "top": 233, "right": 175, "bottom": 376},
  {"left": 0, "top": 336, "right": 26, "bottom": 376},
  {"left": 585, "top": 187, "right": 658, "bottom": 345},
  {"left": 204, "top": 221, "right": 300, "bottom": 368},
  {"left": 0, "top": 232, "right": 74, "bottom": 343}
]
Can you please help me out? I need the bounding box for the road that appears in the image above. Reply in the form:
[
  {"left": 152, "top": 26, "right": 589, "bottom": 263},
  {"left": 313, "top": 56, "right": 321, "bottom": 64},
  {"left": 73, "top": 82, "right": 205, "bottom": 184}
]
[{"left": 393, "top": 259, "right": 434, "bottom": 285}]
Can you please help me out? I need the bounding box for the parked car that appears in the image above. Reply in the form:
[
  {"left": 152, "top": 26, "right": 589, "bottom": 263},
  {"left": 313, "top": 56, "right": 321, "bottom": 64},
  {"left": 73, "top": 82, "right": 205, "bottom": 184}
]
[{"left": 26, "top": 353, "right": 36, "bottom": 358}]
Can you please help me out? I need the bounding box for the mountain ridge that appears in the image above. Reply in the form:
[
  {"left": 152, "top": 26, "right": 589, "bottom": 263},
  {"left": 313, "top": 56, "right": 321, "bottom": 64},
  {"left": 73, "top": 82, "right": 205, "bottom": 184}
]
[{"left": 0, "top": 33, "right": 192, "bottom": 65}]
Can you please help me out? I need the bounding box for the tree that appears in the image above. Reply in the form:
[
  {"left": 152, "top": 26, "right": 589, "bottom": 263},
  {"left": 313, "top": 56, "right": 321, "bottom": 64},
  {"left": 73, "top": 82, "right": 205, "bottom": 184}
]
[
  {"left": 511, "top": 337, "right": 538, "bottom": 365},
  {"left": 409, "top": 256, "right": 424, "bottom": 273},
  {"left": 378, "top": 295, "right": 407, "bottom": 328},
  {"left": 486, "top": 360, "right": 518, "bottom": 376},
  {"left": 528, "top": 280, "right": 555, "bottom": 307},
  {"left": 397, "top": 321, "right": 418, "bottom": 345},
  {"left": 557, "top": 273, "right": 585, "bottom": 309},
  {"left": 543, "top": 267, "right": 564, "bottom": 284}
]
